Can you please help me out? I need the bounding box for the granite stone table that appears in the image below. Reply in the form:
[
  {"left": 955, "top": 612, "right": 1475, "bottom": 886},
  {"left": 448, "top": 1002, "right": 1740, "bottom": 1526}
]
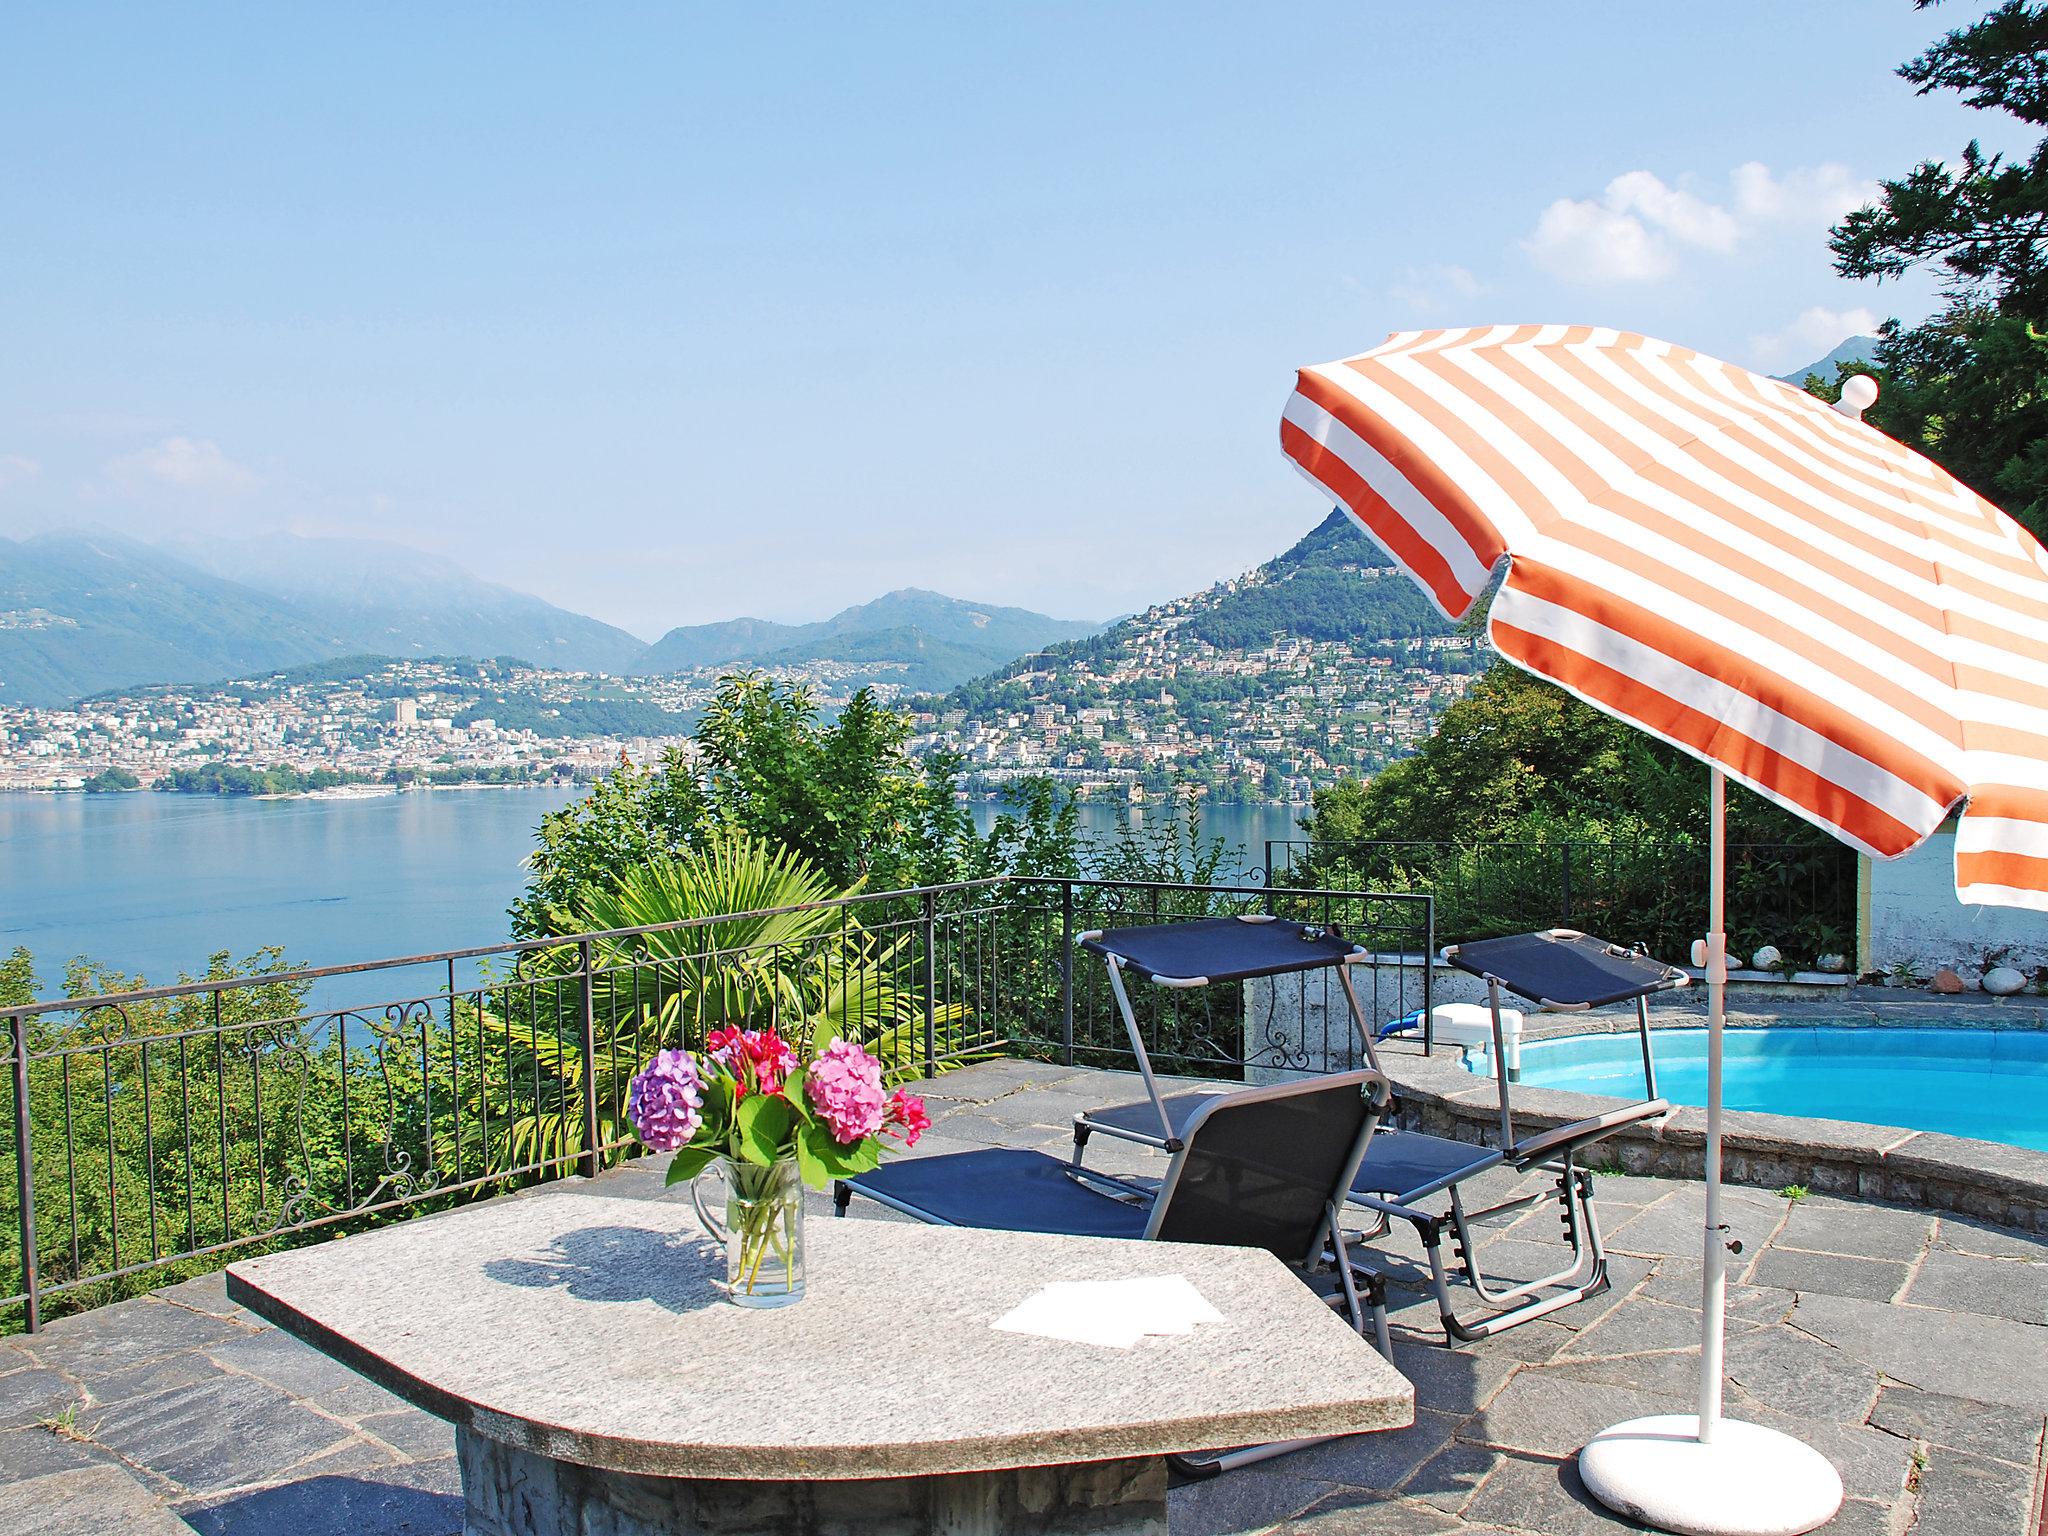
[{"left": 224, "top": 1187, "right": 1412, "bottom": 1535}]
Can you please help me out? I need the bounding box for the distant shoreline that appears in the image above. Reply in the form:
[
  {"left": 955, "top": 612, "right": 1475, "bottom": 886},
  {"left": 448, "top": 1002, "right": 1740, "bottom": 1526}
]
[
  {"left": 2, "top": 780, "right": 582, "bottom": 801},
  {"left": 959, "top": 792, "right": 1309, "bottom": 808}
]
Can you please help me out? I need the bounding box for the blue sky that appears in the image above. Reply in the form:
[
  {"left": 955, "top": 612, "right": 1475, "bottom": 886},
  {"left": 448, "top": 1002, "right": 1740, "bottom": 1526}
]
[{"left": 0, "top": 3, "right": 2020, "bottom": 638}]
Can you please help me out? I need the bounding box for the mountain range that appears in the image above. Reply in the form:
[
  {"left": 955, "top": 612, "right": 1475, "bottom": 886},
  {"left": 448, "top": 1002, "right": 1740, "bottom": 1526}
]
[
  {"left": 1775, "top": 335, "right": 1881, "bottom": 386},
  {"left": 635, "top": 589, "right": 1103, "bottom": 693},
  {"left": 931, "top": 506, "right": 1452, "bottom": 717},
  {"left": 0, "top": 338, "right": 1865, "bottom": 710},
  {"left": 169, "top": 533, "right": 651, "bottom": 675},
  {"left": 0, "top": 530, "right": 1101, "bottom": 706}
]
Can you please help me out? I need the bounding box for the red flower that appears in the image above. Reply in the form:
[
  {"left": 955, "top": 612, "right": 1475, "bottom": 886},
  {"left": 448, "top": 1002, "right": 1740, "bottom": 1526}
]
[
  {"left": 884, "top": 1089, "right": 932, "bottom": 1147},
  {"left": 705, "top": 1027, "right": 796, "bottom": 1101}
]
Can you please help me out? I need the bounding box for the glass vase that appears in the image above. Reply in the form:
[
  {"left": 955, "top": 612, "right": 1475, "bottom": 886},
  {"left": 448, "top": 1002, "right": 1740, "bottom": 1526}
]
[{"left": 689, "top": 1155, "right": 806, "bottom": 1308}]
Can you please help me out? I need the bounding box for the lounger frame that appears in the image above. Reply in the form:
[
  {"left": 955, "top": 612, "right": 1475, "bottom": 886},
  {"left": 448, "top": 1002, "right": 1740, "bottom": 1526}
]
[
  {"left": 1080, "top": 916, "right": 1383, "bottom": 1154},
  {"left": 1338, "top": 932, "right": 1681, "bottom": 1341},
  {"left": 1069, "top": 923, "right": 1686, "bottom": 1344}
]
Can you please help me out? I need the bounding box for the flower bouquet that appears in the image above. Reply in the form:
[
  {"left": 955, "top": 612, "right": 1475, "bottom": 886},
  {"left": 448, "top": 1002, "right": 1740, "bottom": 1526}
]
[{"left": 626, "top": 1026, "right": 930, "bottom": 1308}]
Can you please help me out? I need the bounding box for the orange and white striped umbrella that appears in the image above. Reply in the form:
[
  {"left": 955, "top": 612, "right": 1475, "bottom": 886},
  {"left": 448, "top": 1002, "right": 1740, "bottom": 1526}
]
[{"left": 1281, "top": 325, "right": 2048, "bottom": 911}]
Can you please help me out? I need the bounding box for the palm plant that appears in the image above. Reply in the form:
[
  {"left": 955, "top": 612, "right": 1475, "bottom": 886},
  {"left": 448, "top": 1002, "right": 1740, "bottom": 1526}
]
[{"left": 471, "top": 834, "right": 965, "bottom": 1181}]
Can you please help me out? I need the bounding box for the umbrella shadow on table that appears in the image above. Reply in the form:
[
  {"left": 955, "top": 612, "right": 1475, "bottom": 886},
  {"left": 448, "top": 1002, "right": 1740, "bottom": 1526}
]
[{"left": 483, "top": 1224, "right": 725, "bottom": 1313}]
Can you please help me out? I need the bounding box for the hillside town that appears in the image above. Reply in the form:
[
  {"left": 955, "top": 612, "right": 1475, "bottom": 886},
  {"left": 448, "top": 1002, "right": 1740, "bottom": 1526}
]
[
  {"left": 0, "top": 611, "right": 1479, "bottom": 800},
  {"left": 0, "top": 658, "right": 705, "bottom": 793},
  {"left": 0, "top": 518, "right": 1481, "bottom": 800},
  {"left": 913, "top": 588, "right": 1480, "bottom": 802}
]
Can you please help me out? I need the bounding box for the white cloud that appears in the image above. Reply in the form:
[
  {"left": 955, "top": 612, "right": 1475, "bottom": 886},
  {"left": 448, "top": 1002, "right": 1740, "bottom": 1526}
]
[
  {"left": 1730, "top": 162, "right": 1875, "bottom": 230},
  {"left": 1604, "top": 170, "right": 1741, "bottom": 253},
  {"left": 109, "top": 436, "right": 260, "bottom": 496},
  {"left": 1525, "top": 190, "right": 1681, "bottom": 282},
  {"left": 1384, "top": 263, "right": 1487, "bottom": 313},
  {"left": 1523, "top": 162, "right": 1881, "bottom": 287},
  {"left": 0, "top": 454, "right": 40, "bottom": 490},
  {"left": 1747, "top": 305, "right": 1883, "bottom": 372}
]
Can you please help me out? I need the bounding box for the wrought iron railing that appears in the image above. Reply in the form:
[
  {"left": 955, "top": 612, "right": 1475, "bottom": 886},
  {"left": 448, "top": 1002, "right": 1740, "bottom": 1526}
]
[
  {"left": 1265, "top": 837, "right": 1856, "bottom": 967},
  {"left": 1, "top": 875, "right": 1430, "bottom": 1332},
  {"left": 1006, "top": 879, "right": 1433, "bottom": 1075}
]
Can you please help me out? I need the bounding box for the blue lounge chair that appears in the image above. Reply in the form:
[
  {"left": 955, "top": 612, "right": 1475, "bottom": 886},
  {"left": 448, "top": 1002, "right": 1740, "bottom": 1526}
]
[{"left": 1067, "top": 923, "right": 1686, "bottom": 1342}]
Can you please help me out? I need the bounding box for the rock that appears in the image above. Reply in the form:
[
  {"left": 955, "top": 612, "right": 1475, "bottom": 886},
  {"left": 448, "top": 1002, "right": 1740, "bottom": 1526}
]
[
  {"left": 1751, "top": 945, "right": 1782, "bottom": 971},
  {"left": 1931, "top": 967, "right": 1965, "bottom": 994},
  {"left": 1982, "top": 966, "right": 2026, "bottom": 997},
  {"left": 1815, "top": 953, "right": 1849, "bottom": 974}
]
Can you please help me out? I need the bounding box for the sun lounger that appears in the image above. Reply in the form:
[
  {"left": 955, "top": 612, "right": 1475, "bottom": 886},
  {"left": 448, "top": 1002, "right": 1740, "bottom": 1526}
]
[
  {"left": 1343, "top": 930, "right": 1687, "bottom": 1342},
  {"left": 1068, "top": 915, "right": 1380, "bottom": 1154},
  {"left": 1065, "top": 920, "right": 1687, "bottom": 1343},
  {"left": 835, "top": 1070, "right": 1395, "bottom": 1477}
]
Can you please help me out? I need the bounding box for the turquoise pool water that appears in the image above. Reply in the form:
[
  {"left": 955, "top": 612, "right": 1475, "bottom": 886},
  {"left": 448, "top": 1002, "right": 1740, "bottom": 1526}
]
[{"left": 1480, "top": 1027, "right": 2048, "bottom": 1152}]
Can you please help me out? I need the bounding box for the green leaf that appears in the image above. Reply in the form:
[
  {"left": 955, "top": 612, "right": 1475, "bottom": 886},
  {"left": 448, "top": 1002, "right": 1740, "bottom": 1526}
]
[
  {"left": 695, "top": 1075, "right": 734, "bottom": 1138},
  {"left": 663, "top": 1144, "right": 720, "bottom": 1185},
  {"left": 780, "top": 1080, "right": 814, "bottom": 1123},
  {"left": 793, "top": 1132, "right": 831, "bottom": 1190},
  {"left": 836, "top": 1136, "right": 882, "bottom": 1175},
  {"left": 734, "top": 1091, "right": 795, "bottom": 1165},
  {"left": 797, "top": 1122, "right": 883, "bottom": 1179}
]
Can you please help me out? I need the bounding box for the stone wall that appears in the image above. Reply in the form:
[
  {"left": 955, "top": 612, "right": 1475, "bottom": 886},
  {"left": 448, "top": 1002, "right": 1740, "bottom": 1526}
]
[
  {"left": 457, "top": 1431, "right": 1170, "bottom": 1535},
  {"left": 1864, "top": 829, "right": 2048, "bottom": 983}
]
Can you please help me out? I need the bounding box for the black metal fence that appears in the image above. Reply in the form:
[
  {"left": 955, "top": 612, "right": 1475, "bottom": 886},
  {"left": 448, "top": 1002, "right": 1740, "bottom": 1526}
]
[
  {"left": 1, "top": 875, "right": 1430, "bottom": 1332},
  {"left": 1007, "top": 878, "right": 1433, "bottom": 1077},
  {"left": 1266, "top": 838, "right": 1857, "bottom": 967}
]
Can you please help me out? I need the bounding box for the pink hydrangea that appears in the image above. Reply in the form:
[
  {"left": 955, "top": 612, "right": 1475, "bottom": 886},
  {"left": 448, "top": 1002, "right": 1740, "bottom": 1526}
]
[
  {"left": 626, "top": 1049, "right": 705, "bottom": 1152},
  {"left": 805, "top": 1039, "right": 887, "bottom": 1145},
  {"left": 884, "top": 1089, "right": 931, "bottom": 1147}
]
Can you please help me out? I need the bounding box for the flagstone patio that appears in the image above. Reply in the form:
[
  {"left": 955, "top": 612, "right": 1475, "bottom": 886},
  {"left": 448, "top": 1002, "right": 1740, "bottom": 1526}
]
[{"left": 3, "top": 1059, "right": 2044, "bottom": 1535}]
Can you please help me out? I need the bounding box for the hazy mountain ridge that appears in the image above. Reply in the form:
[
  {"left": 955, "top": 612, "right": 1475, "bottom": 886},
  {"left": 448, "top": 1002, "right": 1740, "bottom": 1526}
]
[
  {"left": 632, "top": 616, "right": 807, "bottom": 672},
  {"left": 0, "top": 533, "right": 344, "bottom": 706},
  {"left": 0, "top": 532, "right": 1106, "bottom": 706},
  {"left": 635, "top": 588, "right": 1102, "bottom": 691},
  {"left": 0, "top": 531, "right": 654, "bottom": 705},
  {"left": 171, "top": 533, "right": 649, "bottom": 674}
]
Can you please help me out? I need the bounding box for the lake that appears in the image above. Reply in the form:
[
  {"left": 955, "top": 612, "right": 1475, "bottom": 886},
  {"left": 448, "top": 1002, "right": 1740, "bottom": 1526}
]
[{"left": 0, "top": 788, "right": 1308, "bottom": 1010}]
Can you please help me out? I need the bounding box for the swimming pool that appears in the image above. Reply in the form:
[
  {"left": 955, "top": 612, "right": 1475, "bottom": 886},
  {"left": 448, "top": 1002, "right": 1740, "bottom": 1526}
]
[{"left": 1472, "top": 1027, "right": 2048, "bottom": 1152}]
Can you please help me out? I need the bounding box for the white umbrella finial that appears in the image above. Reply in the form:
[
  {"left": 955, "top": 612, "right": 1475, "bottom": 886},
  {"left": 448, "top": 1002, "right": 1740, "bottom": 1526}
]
[{"left": 1835, "top": 373, "right": 1879, "bottom": 421}]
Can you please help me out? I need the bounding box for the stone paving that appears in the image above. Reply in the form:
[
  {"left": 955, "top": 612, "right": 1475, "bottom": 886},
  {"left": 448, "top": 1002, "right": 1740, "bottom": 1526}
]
[{"left": 3, "top": 1058, "right": 2047, "bottom": 1534}]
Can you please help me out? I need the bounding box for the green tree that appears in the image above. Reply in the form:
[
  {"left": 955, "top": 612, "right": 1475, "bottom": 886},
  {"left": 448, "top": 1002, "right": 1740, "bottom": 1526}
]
[
  {"left": 1298, "top": 665, "right": 1725, "bottom": 849},
  {"left": 1294, "top": 665, "right": 1848, "bottom": 962},
  {"left": 0, "top": 948, "right": 404, "bottom": 1326},
  {"left": 152, "top": 762, "right": 367, "bottom": 796},
  {"left": 695, "top": 676, "right": 920, "bottom": 888},
  {"left": 515, "top": 750, "right": 708, "bottom": 936},
  {"left": 1828, "top": 0, "right": 2048, "bottom": 539},
  {"left": 516, "top": 671, "right": 1086, "bottom": 934}
]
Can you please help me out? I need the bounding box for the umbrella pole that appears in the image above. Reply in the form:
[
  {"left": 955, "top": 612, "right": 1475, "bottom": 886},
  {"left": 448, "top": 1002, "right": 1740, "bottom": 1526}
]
[
  {"left": 1699, "top": 768, "right": 1727, "bottom": 1442},
  {"left": 1576, "top": 767, "right": 1843, "bottom": 1535}
]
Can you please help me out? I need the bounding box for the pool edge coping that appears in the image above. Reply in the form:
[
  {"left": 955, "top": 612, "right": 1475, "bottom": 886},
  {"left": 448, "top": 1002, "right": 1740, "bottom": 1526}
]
[{"left": 1376, "top": 1026, "right": 2048, "bottom": 1233}]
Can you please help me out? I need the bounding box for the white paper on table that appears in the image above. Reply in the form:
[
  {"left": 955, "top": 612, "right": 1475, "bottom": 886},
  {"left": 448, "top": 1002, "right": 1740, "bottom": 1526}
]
[{"left": 992, "top": 1275, "right": 1224, "bottom": 1349}]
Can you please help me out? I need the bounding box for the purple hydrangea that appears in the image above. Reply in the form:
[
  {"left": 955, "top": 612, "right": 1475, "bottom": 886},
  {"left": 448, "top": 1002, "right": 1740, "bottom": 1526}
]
[
  {"left": 626, "top": 1049, "right": 705, "bottom": 1152},
  {"left": 805, "top": 1038, "right": 886, "bottom": 1145}
]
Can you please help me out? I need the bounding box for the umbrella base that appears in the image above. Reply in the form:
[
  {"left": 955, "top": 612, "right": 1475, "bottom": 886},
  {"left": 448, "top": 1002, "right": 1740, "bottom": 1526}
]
[{"left": 1578, "top": 1415, "right": 1843, "bottom": 1536}]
